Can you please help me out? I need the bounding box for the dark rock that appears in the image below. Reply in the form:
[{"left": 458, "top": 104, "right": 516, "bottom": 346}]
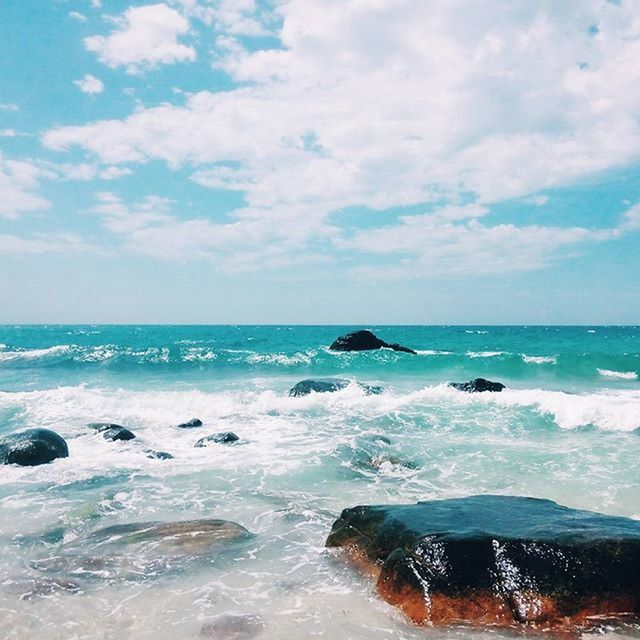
[
  {"left": 88, "top": 422, "right": 135, "bottom": 441},
  {"left": 288, "top": 378, "right": 382, "bottom": 397},
  {"left": 329, "top": 330, "right": 416, "bottom": 354},
  {"left": 88, "top": 422, "right": 125, "bottom": 432},
  {"left": 176, "top": 418, "right": 203, "bottom": 429},
  {"left": 326, "top": 495, "right": 640, "bottom": 631},
  {"left": 195, "top": 432, "right": 240, "bottom": 447},
  {"left": 101, "top": 426, "right": 135, "bottom": 442},
  {"left": 146, "top": 450, "right": 173, "bottom": 460},
  {"left": 200, "top": 613, "right": 265, "bottom": 639},
  {"left": 0, "top": 429, "right": 69, "bottom": 466},
  {"left": 449, "top": 377, "right": 505, "bottom": 393}
]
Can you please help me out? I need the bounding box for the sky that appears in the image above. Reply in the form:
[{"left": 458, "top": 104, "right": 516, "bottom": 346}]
[{"left": 1, "top": 0, "right": 639, "bottom": 324}]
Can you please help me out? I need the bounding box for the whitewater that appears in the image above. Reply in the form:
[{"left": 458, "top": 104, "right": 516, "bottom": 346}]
[{"left": 0, "top": 325, "right": 639, "bottom": 639}]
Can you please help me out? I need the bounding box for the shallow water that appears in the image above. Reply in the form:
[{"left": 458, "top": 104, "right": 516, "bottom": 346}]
[{"left": 0, "top": 326, "right": 639, "bottom": 639}]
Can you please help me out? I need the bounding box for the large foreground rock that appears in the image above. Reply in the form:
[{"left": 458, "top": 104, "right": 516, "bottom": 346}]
[
  {"left": 289, "top": 378, "right": 382, "bottom": 397},
  {"left": 449, "top": 377, "right": 505, "bottom": 392},
  {"left": 326, "top": 495, "right": 640, "bottom": 631},
  {"left": 329, "top": 330, "right": 416, "bottom": 354},
  {"left": 0, "top": 428, "right": 69, "bottom": 466}
]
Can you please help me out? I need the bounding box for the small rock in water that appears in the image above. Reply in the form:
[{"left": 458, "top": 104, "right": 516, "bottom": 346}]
[
  {"left": 0, "top": 428, "right": 69, "bottom": 466},
  {"left": 326, "top": 495, "right": 640, "bottom": 632},
  {"left": 146, "top": 449, "right": 173, "bottom": 460},
  {"left": 449, "top": 377, "right": 505, "bottom": 392},
  {"left": 101, "top": 426, "right": 136, "bottom": 441},
  {"left": 342, "top": 435, "right": 416, "bottom": 473},
  {"left": 88, "top": 422, "right": 125, "bottom": 431},
  {"left": 195, "top": 432, "right": 240, "bottom": 447},
  {"left": 200, "top": 614, "right": 265, "bottom": 640},
  {"left": 288, "top": 378, "right": 382, "bottom": 397},
  {"left": 329, "top": 329, "right": 416, "bottom": 354},
  {"left": 176, "top": 418, "right": 203, "bottom": 429}
]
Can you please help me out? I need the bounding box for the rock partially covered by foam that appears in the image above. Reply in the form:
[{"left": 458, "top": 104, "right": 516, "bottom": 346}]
[
  {"left": 89, "top": 423, "right": 136, "bottom": 441},
  {"left": 326, "top": 495, "right": 640, "bottom": 632},
  {"left": 288, "top": 378, "right": 382, "bottom": 397},
  {"left": 0, "top": 428, "right": 69, "bottom": 466},
  {"left": 449, "top": 377, "right": 505, "bottom": 392},
  {"left": 176, "top": 418, "right": 203, "bottom": 429},
  {"left": 329, "top": 330, "right": 416, "bottom": 354},
  {"left": 195, "top": 432, "right": 240, "bottom": 446}
]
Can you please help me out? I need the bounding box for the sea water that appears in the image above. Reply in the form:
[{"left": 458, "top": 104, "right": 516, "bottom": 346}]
[{"left": 0, "top": 325, "right": 639, "bottom": 639}]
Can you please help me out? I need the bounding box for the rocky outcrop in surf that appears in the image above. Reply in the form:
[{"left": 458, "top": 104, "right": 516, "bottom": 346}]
[
  {"left": 0, "top": 428, "right": 69, "bottom": 466},
  {"left": 89, "top": 423, "right": 136, "bottom": 441},
  {"left": 176, "top": 418, "right": 203, "bottom": 429},
  {"left": 195, "top": 432, "right": 240, "bottom": 446},
  {"left": 449, "top": 377, "right": 505, "bottom": 392},
  {"left": 288, "top": 378, "right": 382, "bottom": 397},
  {"left": 326, "top": 495, "right": 640, "bottom": 632},
  {"left": 329, "top": 330, "right": 416, "bottom": 354}
]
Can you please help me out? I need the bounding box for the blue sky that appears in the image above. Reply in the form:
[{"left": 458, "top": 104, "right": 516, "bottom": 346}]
[{"left": 1, "top": 0, "right": 639, "bottom": 323}]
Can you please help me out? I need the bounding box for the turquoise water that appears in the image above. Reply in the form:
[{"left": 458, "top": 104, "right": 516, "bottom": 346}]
[{"left": 0, "top": 326, "right": 639, "bottom": 639}]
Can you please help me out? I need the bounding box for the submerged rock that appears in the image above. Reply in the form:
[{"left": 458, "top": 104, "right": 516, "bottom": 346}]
[
  {"left": 195, "top": 432, "right": 240, "bottom": 446},
  {"left": 176, "top": 418, "right": 203, "bottom": 429},
  {"left": 0, "top": 428, "right": 69, "bottom": 466},
  {"left": 2, "top": 576, "right": 82, "bottom": 600},
  {"left": 86, "top": 519, "right": 251, "bottom": 554},
  {"left": 326, "top": 495, "right": 640, "bottom": 631},
  {"left": 288, "top": 378, "right": 382, "bottom": 397},
  {"left": 145, "top": 449, "right": 174, "bottom": 460},
  {"left": 340, "top": 435, "right": 417, "bottom": 474},
  {"left": 33, "top": 519, "right": 253, "bottom": 581},
  {"left": 200, "top": 613, "right": 265, "bottom": 639},
  {"left": 449, "top": 377, "right": 505, "bottom": 392},
  {"left": 329, "top": 330, "right": 416, "bottom": 354}
]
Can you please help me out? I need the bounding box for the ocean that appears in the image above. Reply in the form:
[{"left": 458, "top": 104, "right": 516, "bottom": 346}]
[{"left": 0, "top": 325, "right": 639, "bottom": 639}]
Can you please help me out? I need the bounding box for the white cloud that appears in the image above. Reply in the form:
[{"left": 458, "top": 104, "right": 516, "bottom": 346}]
[
  {"left": 46, "top": 163, "right": 133, "bottom": 181},
  {"left": 0, "top": 154, "right": 51, "bottom": 219},
  {"left": 69, "top": 11, "right": 88, "bottom": 22},
  {"left": 84, "top": 4, "right": 196, "bottom": 73},
  {"left": 74, "top": 74, "right": 105, "bottom": 94},
  {"left": 0, "top": 129, "right": 17, "bottom": 137},
  {"left": 44, "top": 0, "right": 640, "bottom": 274},
  {"left": 0, "top": 103, "right": 18, "bottom": 111},
  {"left": 0, "top": 233, "right": 93, "bottom": 256},
  {"left": 169, "top": 0, "right": 272, "bottom": 35}
]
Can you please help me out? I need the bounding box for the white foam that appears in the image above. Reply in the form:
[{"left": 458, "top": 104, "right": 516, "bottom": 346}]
[
  {"left": 0, "top": 345, "right": 70, "bottom": 362},
  {"left": 521, "top": 354, "right": 556, "bottom": 364},
  {"left": 245, "top": 351, "right": 316, "bottom": 366},
  {"left": 466, "top": 351, "right": 507, "bottom": 358},
  {"left": 415, "top": 349, "right": 454, "bottom": 355},
  {"left": 597, "top": 368, "right": 638, "bottom": 380}
]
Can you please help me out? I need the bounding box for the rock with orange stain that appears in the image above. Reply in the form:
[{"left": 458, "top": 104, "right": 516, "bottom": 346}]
[{"left": 326, "top": 495, "right": 640, "bottom": 631}]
